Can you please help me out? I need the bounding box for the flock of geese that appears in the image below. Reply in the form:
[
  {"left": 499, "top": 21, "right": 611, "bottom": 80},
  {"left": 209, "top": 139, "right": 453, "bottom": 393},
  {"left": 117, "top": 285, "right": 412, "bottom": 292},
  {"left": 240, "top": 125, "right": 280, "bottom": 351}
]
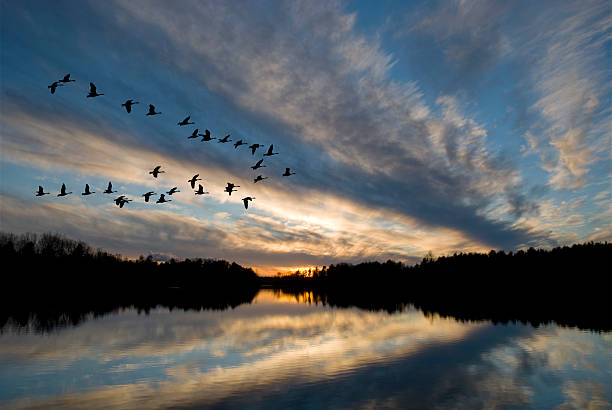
[{"left": 41, "top": 74, "right": 297, "bottom": 211}]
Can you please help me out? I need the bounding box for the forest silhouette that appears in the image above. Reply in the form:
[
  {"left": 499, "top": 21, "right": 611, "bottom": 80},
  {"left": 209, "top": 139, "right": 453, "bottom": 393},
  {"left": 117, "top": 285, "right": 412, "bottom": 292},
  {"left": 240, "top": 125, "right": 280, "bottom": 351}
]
[{"left": 1, "top": 232, "right": 610, "bottom": 332}]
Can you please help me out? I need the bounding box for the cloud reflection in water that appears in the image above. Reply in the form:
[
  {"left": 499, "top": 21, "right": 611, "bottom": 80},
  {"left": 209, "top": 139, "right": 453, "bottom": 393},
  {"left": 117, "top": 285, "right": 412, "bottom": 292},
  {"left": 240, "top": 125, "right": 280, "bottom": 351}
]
[{"left": 0, "top": 290, "right": 610, "bottom": 409}]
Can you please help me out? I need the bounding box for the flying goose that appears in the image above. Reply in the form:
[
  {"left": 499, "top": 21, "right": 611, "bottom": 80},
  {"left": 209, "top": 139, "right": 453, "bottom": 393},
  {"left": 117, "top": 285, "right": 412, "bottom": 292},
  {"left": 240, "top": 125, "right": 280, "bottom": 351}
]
[
  {"left": 48, "top": 81, "right": 64, "bottom": 94},
  {"left": 224, "top": 182, "right": 239, "bottom": 196},
  {"left": 282, "top": 168, "right": 296, "bottom": 176},
  {"left": 194, "top": 184, "right": 209, "bottom": 195},
  {"left": 188, "top": 129, "right": 199, "bottom": 139},
  {"left": 233, "top": 139, "right": 247, "bottom": 149},
  {"left": 188, "top": 174, "right": 202, "bottom": 189},
  {"left": 242, "top": 196, "right": 255, "bottom": 209},
  {"left": 263, "top": 144, "right": 278, "bottom": 156},
  {"left": 36, "top": 186, "right": 49, "bottom": 196},
  {"left": 142, "top": 191, "right": 156, "bottom": 202},
  {"left": 248, "top": 143, "right": 262, "bottom": 155},
  {"left": 121, "top": 99, "right": 139, "bottom": 113},
  {"left": 156, "top": 193, "right": 172, "bottom": 203},
  {"left": 218, "top": 135, "right": 232, "bottom": 143},
  {"left": 82, "top": 184, "right": 95, "bottom": 195},
  {"left": 167, "top": 187, "right": 180, "bottom": 195},
  {"left": 58, "top": 73, "right": 75, "bottom": 83},
  {"left": 146, "top": 104, "right": 161, "bottom": 115},
  {"left": 86, "top": 82, "right": 103, "bottom": 97},
  {"left": 57, "top": 183, "right": 72, "bottom": 197},
  {"left": 177, "top": 115, "right": 194, "bottom": 126},
  {"left": 251, "top": 159, "right": 266, "bottom": 170},
  {"left": 103, "top": 181, "right": 117, "bottom": 194},
  {"left": 149, "top": 165, "right": 164, "bottom": 178},
  {"left": 253, "top": 175, "right": 268, "bottom": 183},
  {"left": 199, "top": 129, "right": 216, "bottom": 142}
]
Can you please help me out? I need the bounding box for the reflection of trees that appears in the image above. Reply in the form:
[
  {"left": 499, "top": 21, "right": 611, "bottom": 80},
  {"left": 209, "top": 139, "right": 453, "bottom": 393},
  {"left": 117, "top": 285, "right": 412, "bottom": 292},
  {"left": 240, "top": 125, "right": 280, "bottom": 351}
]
[
  {"left": 268, "top": 243, "right": 612, "bottom": 332},
  {"left": 0, "top": 233, "right": 259, "bottom": 332}
]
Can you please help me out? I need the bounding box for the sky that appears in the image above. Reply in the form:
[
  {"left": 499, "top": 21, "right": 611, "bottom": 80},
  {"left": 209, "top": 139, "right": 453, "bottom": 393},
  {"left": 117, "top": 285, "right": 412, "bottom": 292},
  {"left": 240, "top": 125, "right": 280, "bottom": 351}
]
[{"left": 0, "top": 0, "right": 610, "bottom": 275}]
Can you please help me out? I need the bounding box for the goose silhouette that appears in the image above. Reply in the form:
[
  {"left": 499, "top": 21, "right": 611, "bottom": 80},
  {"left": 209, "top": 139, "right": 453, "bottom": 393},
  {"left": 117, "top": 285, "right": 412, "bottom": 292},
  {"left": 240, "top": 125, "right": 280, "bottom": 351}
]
[
  {"left": 188, "top": 174, "right": 202, "bottom": 189},
  {"left": 218, "top": 135, "right": 232, "bottom": 143},
  {"left": 253, "top": 175, "right": 268, "bottom": 183},
  {"left": 57, "top": 183, "right": 72, "bottom": 197},
  {"left": 114, "top": 195, "right": 127, "bottom": 205},
  {"left": 282, "top": 168, "right": 296, "bottom": 176},
  {"left": 103, "top": 181, "right": 117, "bottom": 194},
  {"left": 86, "top": 82, "right": 103, "bottom": 97},
  {"left": 177, "top": 115, "right": 194, "bottom": 126},
  {"left": 149, "top": 165, "right": 164, "bottom": 178},
  {"left": 242, "top": 196, "right": 255, "bottom": 209},
  {"left": 114, "top": 195, "right": 132, "bottom": 208},
  {"left": 199, "top": 129, "right": 216, "bottom": 142},
  {"left": 59, "top": 74, "right": 75, "bottom": 83},
  {"left": 156, "top": 193, "right": 172, "bottom": 203},
  {"left": 194, "top": 184, "right": 209, "bottom": 195},
  {"left": 225, "top": 182, "right": 239, "bottom": 196},
  {"left": 82, "top": 184, "right": 95, "bottom": 195},
  {"left": 121, "top": 99, "right": 139, "bottom": 113},
  {"left": 166, "top": 187, "right": 180, "bottom": 195},
  {"left": 248, "top": 143, "right": 262, "bottom": 155},
  {"left": 48, "top": 81, "right": 63, "bottom": 94},
  {"left": 263, "top": 144, "right": 278, "bottom": 156},
  {"left": 146, "top": 104, "right": 161, "bottom": 116},
  {"left": 36, "top": 186, "right": 49, "bottom": 196},
  {"left": 234, "top": 139, "right": 247, "bottom": 149},
  {"left": 142, "top": 191, "right": 156, "bottom": 202},
  {"left": 188, "top": 129, "right": 199, "bottom": 139},
  {"left": 251, "top": 159, "right": 266, "bottom": 170}
]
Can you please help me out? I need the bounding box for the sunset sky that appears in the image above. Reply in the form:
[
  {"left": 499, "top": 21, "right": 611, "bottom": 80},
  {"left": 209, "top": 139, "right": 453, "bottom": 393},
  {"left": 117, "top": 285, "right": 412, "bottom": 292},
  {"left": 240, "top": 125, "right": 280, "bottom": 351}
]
[{"left": 1, "top": 0, "right": 610, "bottom": 275}]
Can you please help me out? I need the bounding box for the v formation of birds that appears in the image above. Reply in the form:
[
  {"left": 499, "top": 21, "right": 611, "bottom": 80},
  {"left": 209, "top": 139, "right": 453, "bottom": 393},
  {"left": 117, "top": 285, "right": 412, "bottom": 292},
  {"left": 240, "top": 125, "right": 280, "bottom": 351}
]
[{"left": 40, "top": 75, "right": 298, "bottom": 211}]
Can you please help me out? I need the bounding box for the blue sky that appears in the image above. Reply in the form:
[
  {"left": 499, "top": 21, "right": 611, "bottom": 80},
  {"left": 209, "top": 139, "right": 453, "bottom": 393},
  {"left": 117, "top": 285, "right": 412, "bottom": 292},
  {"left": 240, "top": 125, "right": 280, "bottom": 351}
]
[{"left": 1, "top": 0, "right": 610, "bottom": 274}]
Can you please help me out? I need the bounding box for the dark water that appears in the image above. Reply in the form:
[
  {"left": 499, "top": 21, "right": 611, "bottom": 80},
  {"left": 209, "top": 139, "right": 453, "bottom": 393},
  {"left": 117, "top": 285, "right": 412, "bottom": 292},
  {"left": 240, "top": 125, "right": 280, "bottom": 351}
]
[{"left": 1, "top": 290, "right": 610, "bottom": 409}]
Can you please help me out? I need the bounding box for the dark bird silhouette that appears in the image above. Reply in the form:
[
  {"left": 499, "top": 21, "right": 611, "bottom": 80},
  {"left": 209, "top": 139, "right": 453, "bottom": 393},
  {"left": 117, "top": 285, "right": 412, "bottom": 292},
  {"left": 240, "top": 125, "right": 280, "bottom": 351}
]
[
  {"left": 282, "top": 168, "right": 296, "bottom": 176},
  {"left": 234, "top": 139, "right": 247, "bottom": 149},
  {"left": 156, "top": 193, "right": 172, "bottom": 203},
  {"left": 57, "top": 183, "right": 72, "bottom": 197},
  {"left": 194, "top": 184, "right": 209, "bottom": 195},
  {"left": 114, "top": 195, "right": 132, "bottom": 208},
  {"left": 253, "top": 175, "right": 268, "bottom": 183},
  {"left": 59, "top": 74, "right": 75, "bottom": 83},
  {"left": 81, "top": 184, "right": 95, "bottom": 195},
  {"left": 248, "top": 143, "right": 263, "bottom": 155},
  {"left": 263, "top": 144, "right": 278, "bottom": 157},
  {"left": 199, "top": 129, "right": 216, "bottom": 142},
  {"left": 242, "top": 196, "right": 255, "bottom": 209},
  {"left": 103, "top": 181, "right": 117, "bottom": 194},
  {"left": 146, "top": 104, "right": 161, "bottom": 116},
  {"left": 225, "top": 182, "right": 239, "bottom": 196},
  {"left": 218, "top": 135, "right": 232, "bottom": 143},
  {"left": 48, "top": 81, "right": 63, "bottom": 94},
  {"left": 36, "top": 186, "right": 49, "bottom": 196},
  {"left": 177, "top": 115, "right": 194, "bottom": 126},
  {"left": 117, "top": 198, "right": 131, "bottom": 208},
  {"left": 167, "top": 187, "right": 180, "bottom": 195},
  {"left": 86, "top": 82, "right": 103, "bottom": 97},
  {"left": 142, "top": 191, "right": 156, "bottom": 202},
  {"left": 188, "top": 174, "right": 202, "bottom": 189},
  {"left": 251, "top": 159, "right": 266, "bottom": 170},
  {"left": 188, "top": 129, "right": 199, "bottom": 139},
  {"left": 149, "top": 165, "right": 165, "bottom": 178},
  {"left": 121, "top": 99, "right": 139, "bottom": 113}
]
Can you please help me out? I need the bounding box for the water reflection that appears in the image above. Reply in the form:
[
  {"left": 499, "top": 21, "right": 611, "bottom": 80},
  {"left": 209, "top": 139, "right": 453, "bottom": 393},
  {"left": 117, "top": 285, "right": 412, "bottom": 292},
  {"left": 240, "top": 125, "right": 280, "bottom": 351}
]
[{"left": 0, "top": 290, "right": 610, "bottom": 409}]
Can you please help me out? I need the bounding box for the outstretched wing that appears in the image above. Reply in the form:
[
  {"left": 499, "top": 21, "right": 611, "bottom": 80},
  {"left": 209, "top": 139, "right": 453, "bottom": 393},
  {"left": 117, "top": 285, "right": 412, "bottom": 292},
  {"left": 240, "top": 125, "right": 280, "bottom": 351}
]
[{"left": 89, "top": 82, "right": 96, "bottom": 93}]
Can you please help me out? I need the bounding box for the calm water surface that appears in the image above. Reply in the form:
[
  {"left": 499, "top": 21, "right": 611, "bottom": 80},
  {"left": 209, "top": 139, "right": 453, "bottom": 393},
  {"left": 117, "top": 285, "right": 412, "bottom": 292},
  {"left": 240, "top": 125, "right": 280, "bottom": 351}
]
[{"left": 1, "top": 290, "right": 610, "bottom": 409}]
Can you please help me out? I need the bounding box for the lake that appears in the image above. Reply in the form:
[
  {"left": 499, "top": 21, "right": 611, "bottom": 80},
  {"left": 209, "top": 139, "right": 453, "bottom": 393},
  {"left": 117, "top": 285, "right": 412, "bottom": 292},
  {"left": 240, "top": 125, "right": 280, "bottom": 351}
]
[{"left": 1, "top": 289, "right": 610, "bottom": 409}]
